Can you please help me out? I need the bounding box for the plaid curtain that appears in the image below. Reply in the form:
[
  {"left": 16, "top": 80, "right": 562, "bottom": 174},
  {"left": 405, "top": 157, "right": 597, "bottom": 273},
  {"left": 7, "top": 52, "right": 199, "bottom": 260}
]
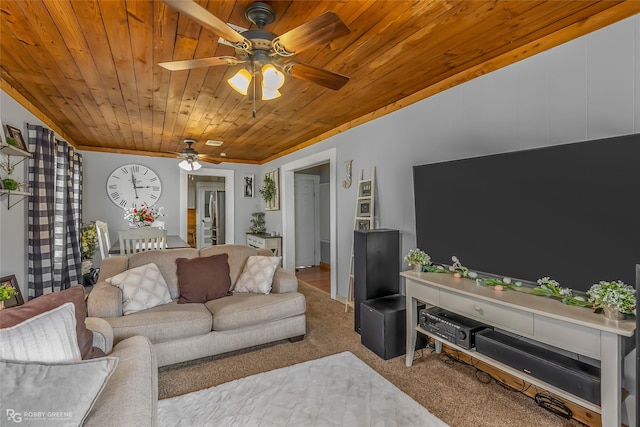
[
  {"left": 54, "top": 141, "right": 83, "bottom": 290},
  {"left": 27, "top": 126, "right": 83, "bottom": 297},
  {"left": 27, "top": 125, "right": 56, "bottom": 298}
]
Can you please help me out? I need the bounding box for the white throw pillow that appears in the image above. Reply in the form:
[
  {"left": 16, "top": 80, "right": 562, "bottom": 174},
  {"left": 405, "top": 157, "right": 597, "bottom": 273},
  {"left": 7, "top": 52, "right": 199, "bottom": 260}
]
[
  {"left": 1, "top": 357, "right": 118, "bottom": 426},
  {"left": 0, "top": 302, "right": 81, "bottom": 363},
  {"left": 234, "top": 256, "right": 281, "bottom": 294},
  {"left": 107, "top": 263, "right": 172, "bottom": 315}
]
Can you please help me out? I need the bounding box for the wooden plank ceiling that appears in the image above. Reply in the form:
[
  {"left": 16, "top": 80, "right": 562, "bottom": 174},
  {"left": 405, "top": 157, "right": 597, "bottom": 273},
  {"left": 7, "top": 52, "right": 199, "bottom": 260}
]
[{"left": 1, "top": 1, "right": 638, "bottom": 165}]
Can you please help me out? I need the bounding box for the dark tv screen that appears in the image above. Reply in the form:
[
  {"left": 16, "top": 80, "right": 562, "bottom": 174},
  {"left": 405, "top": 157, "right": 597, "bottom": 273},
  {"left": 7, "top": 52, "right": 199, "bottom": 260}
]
[{"left": 413, "top": 133, "right": 640, "bottom": 292}]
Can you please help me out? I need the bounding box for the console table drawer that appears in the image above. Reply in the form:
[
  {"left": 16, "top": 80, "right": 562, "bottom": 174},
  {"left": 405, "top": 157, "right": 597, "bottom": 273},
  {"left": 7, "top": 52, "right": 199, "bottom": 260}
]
[
  {"left": 440, "top": 290, "right": 534, "bottom": 335},
  {"left": 534, "top": 316, "right": 601, "bottom": 359}
]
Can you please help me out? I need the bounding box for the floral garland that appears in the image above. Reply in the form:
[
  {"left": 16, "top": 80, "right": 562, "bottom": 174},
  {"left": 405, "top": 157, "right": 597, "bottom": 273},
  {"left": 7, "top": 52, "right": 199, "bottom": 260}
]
[
  {"left": 407, "top": 251, "right": 636, "bottom": 315},
  {"left": 124, "top": 204, "right": 164, "bottom": 227}
]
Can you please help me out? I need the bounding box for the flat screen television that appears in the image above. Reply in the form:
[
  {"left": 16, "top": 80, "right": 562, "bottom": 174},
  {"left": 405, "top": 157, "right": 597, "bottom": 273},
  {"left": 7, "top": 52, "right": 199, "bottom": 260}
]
[{"left": 413, "top": 133, "right": 639, "bottom": 293}]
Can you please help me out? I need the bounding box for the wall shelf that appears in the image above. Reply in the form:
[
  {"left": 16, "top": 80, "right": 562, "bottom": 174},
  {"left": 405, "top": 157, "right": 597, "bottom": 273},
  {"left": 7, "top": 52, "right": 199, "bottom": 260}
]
[
  {"left": 1, "top": 144, "right": 32, "bottom": 209},
  {"left": 0, "top": 190, "right": 31, "bottom": 209}
]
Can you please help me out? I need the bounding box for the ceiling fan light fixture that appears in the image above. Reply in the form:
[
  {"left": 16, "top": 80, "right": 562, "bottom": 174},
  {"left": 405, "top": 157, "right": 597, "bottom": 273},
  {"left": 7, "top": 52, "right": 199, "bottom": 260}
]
[
  {"left": 227, "top": 68, "right": 252, "bottom": 95},
  {"left": 261, "top": 64, "right": 285, "bottom": 89},
  {"left": 261, "top": 85, "right": 281, "bottom": 101},
  {"left": 178, "top": 158, "right": 202, "bottom": 171}
]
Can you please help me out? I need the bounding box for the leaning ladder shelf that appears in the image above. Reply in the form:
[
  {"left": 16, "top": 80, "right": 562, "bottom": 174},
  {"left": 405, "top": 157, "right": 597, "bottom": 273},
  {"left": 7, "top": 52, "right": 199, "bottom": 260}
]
[
  {"left": 345, "top": 167, "right": 376, "bottom": 312},
  {"left": 0, "top": 144, "right": 32, "bottom": 209}
]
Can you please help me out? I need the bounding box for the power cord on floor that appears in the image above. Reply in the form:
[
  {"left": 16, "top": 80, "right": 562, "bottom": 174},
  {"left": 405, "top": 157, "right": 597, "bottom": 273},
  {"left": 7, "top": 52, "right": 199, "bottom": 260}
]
[{"left": 534, "top": 393, "right": 572, "bottom": 420}]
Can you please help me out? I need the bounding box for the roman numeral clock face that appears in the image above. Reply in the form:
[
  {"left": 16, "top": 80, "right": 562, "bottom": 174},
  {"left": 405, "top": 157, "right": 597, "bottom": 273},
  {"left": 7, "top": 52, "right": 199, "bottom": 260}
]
[{"left": 106, "top": 164, "right": 162, "bottom": 209}]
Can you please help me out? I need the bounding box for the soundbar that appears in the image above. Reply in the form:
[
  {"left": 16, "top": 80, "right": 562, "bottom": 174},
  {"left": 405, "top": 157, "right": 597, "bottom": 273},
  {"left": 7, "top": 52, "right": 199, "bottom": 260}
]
[{"left": 475, "top": 329, "right": 601, "bottom": 405}]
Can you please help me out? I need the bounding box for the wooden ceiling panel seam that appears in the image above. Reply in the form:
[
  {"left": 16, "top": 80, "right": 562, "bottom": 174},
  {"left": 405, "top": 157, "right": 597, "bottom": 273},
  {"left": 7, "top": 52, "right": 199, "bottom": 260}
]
[
  {"left": 125, "top": 0, "right": 156, "bottom": 153},
  {"left": 99, "top": 0, "right": 146, "bottom": 151}
]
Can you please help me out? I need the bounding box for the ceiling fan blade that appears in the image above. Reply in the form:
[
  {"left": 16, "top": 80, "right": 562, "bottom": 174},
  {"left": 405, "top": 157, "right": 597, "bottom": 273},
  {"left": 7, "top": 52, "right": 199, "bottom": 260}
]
[
  {"left": 158, "top": 56, "right": 238, "bottom": 71},
  {"left": 273, "top": 11, "right": 350, "bottom": 55},
  {"left": 286, "top": 62, "right": 349, "bottom": 90},
  {"left": 163, "top": 0, "right": 248, "bottom": 46}
]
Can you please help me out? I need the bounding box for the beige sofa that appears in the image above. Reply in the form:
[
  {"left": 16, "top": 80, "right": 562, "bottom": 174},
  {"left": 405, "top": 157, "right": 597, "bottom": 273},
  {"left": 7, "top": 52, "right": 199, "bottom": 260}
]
[
  {"left": 87, "top": 244, "right": 306, "bottom": 367},
  {"left": 84, "top": 319, "right": 157, "bottom": 427}
]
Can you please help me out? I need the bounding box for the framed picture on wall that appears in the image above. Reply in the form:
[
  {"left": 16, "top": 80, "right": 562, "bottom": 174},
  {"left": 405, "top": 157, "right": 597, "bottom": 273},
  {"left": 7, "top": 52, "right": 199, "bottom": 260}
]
[
  {"left": 5, "top": 125, "right": 27, "bottom": 151},
  {"left": 243, "top": 174, "right": 254, "bottom": 198},
  {"left": 357, "top": 219, "right": 370, "bottom": 230},
  {"left": 358, "top": 200, "right": 371, "bottom": 217},
  {"left": 263, "top": 169, "right": 280, "bottom": 211},
  {"left": 359, "top": 181, "right": 371, "bottom": 197},
  {"left": 0, "top": 274, "right": 25, "bottom": 308}
]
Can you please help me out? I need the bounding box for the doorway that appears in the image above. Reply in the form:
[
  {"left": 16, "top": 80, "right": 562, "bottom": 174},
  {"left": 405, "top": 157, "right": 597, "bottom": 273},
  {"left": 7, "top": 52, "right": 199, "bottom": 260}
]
[
  {"left": 282, "top": 148, "right": 337, "bottom": 299},
  {"left": 179, "top": 168, "right": 235, "bottom": 245},
  {"left": 196, "top": 182, "right": 225, "bottom": 249}
]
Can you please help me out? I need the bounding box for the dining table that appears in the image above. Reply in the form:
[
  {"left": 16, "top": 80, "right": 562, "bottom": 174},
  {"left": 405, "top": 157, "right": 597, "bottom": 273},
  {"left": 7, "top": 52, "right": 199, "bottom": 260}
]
[{"left": 108, "top": 234, "right": 191, "bottom": 255}]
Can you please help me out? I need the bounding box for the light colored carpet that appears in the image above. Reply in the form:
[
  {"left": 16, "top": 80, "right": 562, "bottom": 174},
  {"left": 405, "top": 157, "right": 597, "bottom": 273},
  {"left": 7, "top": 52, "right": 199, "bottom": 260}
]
[
  {"left": 158, "top": 351, "right": 449, "bottom": 427},
  {"left": 159, "top": 281, "right": 582, "bottom": 427}
]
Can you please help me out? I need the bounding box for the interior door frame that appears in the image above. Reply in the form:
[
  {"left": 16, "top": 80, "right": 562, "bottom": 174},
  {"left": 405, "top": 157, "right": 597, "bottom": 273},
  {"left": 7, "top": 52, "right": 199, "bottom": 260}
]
[
  {"left": 179, "top": 168, "right": 235, "bottom": 244},
  {"left": 282, "top": 148, "right": 337, "bottom": 299}
]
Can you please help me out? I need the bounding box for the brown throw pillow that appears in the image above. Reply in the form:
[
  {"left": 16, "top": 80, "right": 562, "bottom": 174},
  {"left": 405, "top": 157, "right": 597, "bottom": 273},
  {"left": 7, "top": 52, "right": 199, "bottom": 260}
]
[
  {"left": 0, "top": 285, "right": 105, "bottom": 360},
  {"left": 176, "top": 253, "right": 232, "bottom": 304}
]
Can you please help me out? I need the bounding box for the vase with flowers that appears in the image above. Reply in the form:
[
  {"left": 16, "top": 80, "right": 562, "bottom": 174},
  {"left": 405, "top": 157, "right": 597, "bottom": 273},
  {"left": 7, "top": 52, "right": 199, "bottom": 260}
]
[
  {"left": 587, "top": 280, "right": 636, "bottom": 320},
  {"left": 124, "top": 204, "right": 165, "bottom": 228},
  {"left": 404, "top": 249, "right": 430, "bottom": 273},
  {"left": 81, "top": 222, "right": 98, "bottom": 276}
]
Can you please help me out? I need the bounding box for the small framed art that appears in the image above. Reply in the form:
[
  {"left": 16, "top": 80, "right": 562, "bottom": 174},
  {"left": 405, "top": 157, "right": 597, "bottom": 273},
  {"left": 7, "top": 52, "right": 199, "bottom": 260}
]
[
  {"left": 358, "top": 200, "right": 371, "bottom": 217},
  {"left": 243, "top": 174, "right": 254, "bottom": 198},
  {"left": 1, "top": 274, "right": 25, "bottom": 308},
  {"left": 357, "top": 219, "right": 370, "bottom": 230},
  {"left": 5, "top": 125, "right": 27, "bottom": 151}
]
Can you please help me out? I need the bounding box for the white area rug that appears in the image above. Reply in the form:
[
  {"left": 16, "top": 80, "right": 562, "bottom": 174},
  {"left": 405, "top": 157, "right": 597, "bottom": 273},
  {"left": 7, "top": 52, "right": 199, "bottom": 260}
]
[{"left": 158, "top": 351, "right": 449, "bottom": 427}]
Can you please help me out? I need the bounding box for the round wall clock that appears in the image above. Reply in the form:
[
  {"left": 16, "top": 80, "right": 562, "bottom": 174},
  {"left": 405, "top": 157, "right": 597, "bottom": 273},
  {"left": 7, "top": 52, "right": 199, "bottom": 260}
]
[{"left": 106, "top": 164, "right": 162, "bottom": 209}]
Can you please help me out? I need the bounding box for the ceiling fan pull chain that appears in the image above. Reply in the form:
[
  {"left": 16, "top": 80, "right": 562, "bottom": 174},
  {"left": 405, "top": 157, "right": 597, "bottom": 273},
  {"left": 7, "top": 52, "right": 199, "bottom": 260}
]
[{"left": 252, "top": 63, "right": 257, "bottom": 118}]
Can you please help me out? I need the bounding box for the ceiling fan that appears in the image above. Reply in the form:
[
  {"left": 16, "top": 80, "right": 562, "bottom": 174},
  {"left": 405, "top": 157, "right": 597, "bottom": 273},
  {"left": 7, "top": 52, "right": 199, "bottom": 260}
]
[
  {"left": 171, "top": 140, "right": 220, "bottom": 170},
  {"left": 158, "top": 0, "right": 351, "bottom": 100}
]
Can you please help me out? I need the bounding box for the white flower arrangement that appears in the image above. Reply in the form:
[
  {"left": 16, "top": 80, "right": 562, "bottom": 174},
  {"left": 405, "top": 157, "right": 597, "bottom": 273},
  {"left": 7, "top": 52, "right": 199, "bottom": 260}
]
[
  {"left": 587, "top": 280, "right": 636, "bottom": 314},
  {"left": 404, "top": 249, "right": 430, "bottom": 266}
]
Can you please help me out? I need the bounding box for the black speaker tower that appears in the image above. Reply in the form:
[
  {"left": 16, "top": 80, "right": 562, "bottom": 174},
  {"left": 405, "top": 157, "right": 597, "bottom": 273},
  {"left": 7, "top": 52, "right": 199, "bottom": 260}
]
[{"left": 353, "top": 229, "right": 399, "bottom": 333}]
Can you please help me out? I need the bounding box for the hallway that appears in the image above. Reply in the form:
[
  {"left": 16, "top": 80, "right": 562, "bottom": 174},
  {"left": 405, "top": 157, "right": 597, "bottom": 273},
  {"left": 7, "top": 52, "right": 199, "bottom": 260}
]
[{"left": 295, "top": 266, "right": 330, "bottom": 294}]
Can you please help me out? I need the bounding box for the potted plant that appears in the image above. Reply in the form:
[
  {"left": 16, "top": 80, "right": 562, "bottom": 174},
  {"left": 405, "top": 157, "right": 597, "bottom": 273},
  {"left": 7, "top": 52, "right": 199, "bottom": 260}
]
[
  {"left": 250, "top": 212, "right": 266, "bottom": 234},
  {"left": 587, "top": 280, "right": 636, "bottom": 320},
  {"left": 0, "top": 283, "right": 17, "bottom": 310},
  {"left": 259, "top": 175, "right": 276, "bottom": 204},
  {"left": 2, "top": 178, "right": 19, "bottom": 191},
  {"left": 404, "top": 249, "right": 430, "bottom": 272},
  {"left": 5, "top": 136, "right": 18, "bottom": 147}
]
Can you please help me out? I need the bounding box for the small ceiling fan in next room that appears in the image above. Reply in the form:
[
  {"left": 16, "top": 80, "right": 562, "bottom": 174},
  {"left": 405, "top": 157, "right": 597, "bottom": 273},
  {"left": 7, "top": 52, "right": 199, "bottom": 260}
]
[
  {"left": 170, "top": 140, "right": 221, "bottom": 170},
  {"left": 158, "top": 0, "right": 351, "bottom": 102}
]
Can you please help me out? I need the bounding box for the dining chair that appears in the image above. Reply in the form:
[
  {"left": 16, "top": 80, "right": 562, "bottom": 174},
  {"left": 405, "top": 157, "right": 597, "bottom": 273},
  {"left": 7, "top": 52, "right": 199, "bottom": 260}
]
[
  {"left": 118, "top": 227, "right": 167, "bottom": 255},
  {"left": 95, "top": 220, "right": 111, "bottom": 259}
]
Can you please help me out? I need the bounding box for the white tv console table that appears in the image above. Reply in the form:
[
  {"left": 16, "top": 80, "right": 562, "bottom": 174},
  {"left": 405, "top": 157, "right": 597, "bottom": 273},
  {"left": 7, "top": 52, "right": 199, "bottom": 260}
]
[{"left": 402, "top": 271, "right": 635, "bottom": 427}]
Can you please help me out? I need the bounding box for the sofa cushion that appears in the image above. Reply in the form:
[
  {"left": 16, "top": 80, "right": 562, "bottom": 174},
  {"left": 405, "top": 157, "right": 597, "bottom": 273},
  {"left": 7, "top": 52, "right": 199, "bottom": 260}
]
[
  {"left": 205, "top": 292, "right": 306, "bottom": 331},
  {"left": 176, "top": 254, "right": 232, "bottom": 304},
  {"left": 1, "top": 357, "right": 118, "bottom": 426},
  {"left": 200, "top": 245, "right": 258, "bottom": 289},
  {"left": 128, "top": 248, "right": 199, "bottom": 299},
  {"left": 104, "top": 301, "right": 212, "bottom": 344},
  {"left": 234, "top": 255, "right": 281, "bottom": 294},
  {"left": 107, "top": 263, "right": 172, "bottom": 315},
  {"left": 0, "top": 302, "right": 81, "bottom": 362},
  {"left": 0, "top": 285, "right": 105, "bottom": 360}
]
